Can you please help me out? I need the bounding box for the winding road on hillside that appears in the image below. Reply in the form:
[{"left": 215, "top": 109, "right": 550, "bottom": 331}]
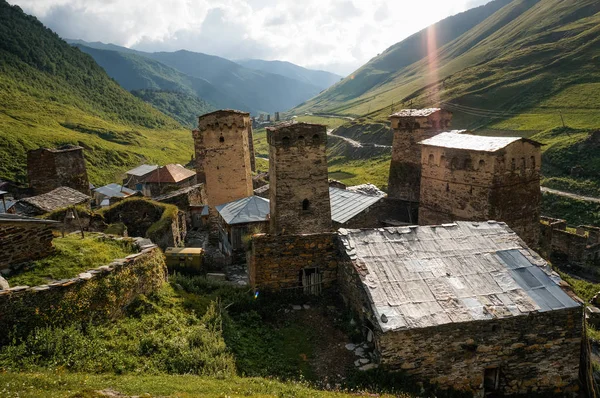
[
  {"left": 541, "top": 187, "right": 600, "bottom": 204},
  {"left": 327, "top": 128, "right": 392, "bottom": 149}
]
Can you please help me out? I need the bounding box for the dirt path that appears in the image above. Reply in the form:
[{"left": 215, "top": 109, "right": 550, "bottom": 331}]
[
  {"left": 327, "top": 128, "right": 392, "bottom": 149},
  {"left": 541, "top": 187, "right": 600, "bottom": 204}
]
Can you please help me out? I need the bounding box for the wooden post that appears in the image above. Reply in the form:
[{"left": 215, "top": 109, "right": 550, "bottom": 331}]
[{"left": 73, "top": 207, "right": 85, "bottom": 239}]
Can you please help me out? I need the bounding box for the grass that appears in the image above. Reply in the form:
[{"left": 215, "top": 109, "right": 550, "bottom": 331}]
[
  {"left": 328, "top": 156, "right": 391, "bottom": 189},
  {"left": 294, "top": 115, "right": 350, "bottom": 130},
  {"left": 5, "top": 233, "right": 135, "bottom": 287},
  {"left": 541, "top": 192, "right": 600, "bottom": 227}
]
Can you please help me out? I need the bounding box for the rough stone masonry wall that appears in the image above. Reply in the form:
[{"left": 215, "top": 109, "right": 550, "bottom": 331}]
[
  {"left": 540, "top": 217, "right": 600, "bottom": 265},
  {"left": 0, "top": 242, "right": 167, "bottom": 344},
  {"left": 419, "top": 141, "right": 541, "bottom": 247},
  {"left": 195, "top": 111, "right": 253, "bottom": 206},
  {"left": 27, "top": 146, "right": 90, "bottom": 195},
  {"left": 0, "top": 221, "right": 55, "bottom": 271},
  {"left": 387, "top": 111, "right": 451, "bottom": 202},
  {"left": 248, "top": 232, "right": 339, "bottom": 290},
  {"left": 376, "top": 307, "right": 582, "bottom": 397},
  {"left": 268, "top": 123, "right": 332, "bottom": 235}
]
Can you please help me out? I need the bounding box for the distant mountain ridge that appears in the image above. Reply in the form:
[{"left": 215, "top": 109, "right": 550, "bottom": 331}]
[
  {"left": 67, "top": 39, "right": 337, "bottom": 116},
  {"left": 236, "top": 59, "right": 342, "bottom": 90}
]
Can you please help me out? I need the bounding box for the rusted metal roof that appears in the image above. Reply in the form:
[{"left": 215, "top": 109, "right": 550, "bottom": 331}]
[
  {"left": 390, "top": 108, "right": 441, "bottom": 118},
  {"left": 338, "top": 221, "right": 579, "bottom": 332},
  {"left": 330, "top": 187, "right": 383, "bottom": 224},
  {"left": 144, "top": 164, "right": 196, "bottom": 184},
  {"left": 420, "top": 132, "right": 542, "bottom": 152}
]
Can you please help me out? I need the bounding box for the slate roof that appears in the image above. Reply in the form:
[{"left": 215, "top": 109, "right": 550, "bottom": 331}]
[
  {"left": 144, "top": 164, "right": 196, "bottom": 184},
  {"left": 216, "top": 196, "right": 270, "bottom": 225},
  {"left": 420, "top": 132, "right": 542, "bottom": 152},
  {"left": 153, "top": 183, "right": 204, "bottom": 202},
  {"left": 94, "top": 183, "right": 136, "bottom": 198},
  {"left": 390, "top": 108, "right": 441, "bottom": 118},
  {"left": 19, "top": 187, "right": 90, "bottom": 213},
  {"left": 126, "top": 164, "right": 158, "bottom": 177},
  {"left": 0, "top": 213, "right": 58, "bottom": 224},
  {"left": 330, "top": 187, "right": 383, "bottom": 224},
  {"left": 338, "top": 221, "right": 580, "bottom": 333}
]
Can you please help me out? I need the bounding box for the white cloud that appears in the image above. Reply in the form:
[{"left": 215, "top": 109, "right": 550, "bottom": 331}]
[{"left": 9, "top": 0, "right": 484, "bottom": 75}]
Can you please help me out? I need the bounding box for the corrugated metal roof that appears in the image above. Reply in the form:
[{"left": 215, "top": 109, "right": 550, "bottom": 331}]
[
  {"left": 216, "top": 196, "right": 270, "bottom": 225},
  {"left": 390, "top": 108, "right": 441, "bottom": 118},
  {"left": 330, "top": 187, "right": 383, "bottom": 224},
  {"left": 126, "top": 164, "right": 158, "bottom": 177},
  {"left": 420, "top": 132, "right": 541, "bottom": 152},
  {"left": 338, "top": 221, "right": 579, "bottom": 333},
  {"left": 94, "top": 183, "right": 136, "bottom": 198}
]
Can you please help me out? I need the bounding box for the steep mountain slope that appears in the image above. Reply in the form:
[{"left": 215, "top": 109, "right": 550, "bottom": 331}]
[
  {"left": 131, "top": 90, "right": 214, "bottom": 128},
  {"left": 292, "top": 0, "right": 600, "bottom": 133},
  {"left": 0, "top": 1, "right": 192, "bottom": 185},
  {"left": 73, "top": 44, "right": 245, "bottom": 112},
  {"left": 236, "top": 59, "right": 342, "bottom": 90}
]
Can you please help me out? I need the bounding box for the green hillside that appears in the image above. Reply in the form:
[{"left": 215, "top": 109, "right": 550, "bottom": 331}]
[
  {"left": 0, "top": 1, "right": 193, "bottom": 186},
  {"left": 132, "top": 89, "right": 214, "bottom": 128}
]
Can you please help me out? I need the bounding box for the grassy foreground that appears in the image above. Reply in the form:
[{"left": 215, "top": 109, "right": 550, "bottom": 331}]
[{"left": 0, "top": 371, "right": 399, "bottom": 398}]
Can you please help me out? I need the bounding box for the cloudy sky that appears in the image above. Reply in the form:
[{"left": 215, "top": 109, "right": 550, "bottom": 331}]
[{"left": 9, "top": 0, "right": 492, "bottom": 76}]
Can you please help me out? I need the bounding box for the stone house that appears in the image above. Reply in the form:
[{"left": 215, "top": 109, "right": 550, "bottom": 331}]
[
  {"left": 93, "top": 183, "right": 137, "bottom": 207},
  {"left": 141, "top": 164, "right": 197, "bottom": 197},
  {"left": 27, "top": 145, "right": 90, "bottom": 195},
  {"left": 123, "top": 164, "right": 158, "bottom": 190},
  {"left": 540, "top": 216, "right": 600, "bottom": 265},
  {"left": 338, "top": 221, "right": 582, "bottom": 397},
  {"left": 215, "top": 195, "right": 269, "bottom": 256},
  {"left": 153, "top": 183, "right": 206, "bottom": 228},
  {"left": 387, "top": 108, "right": 453, "bottom": 203},
  {"left": 0, "top": 213, "right": 59, "bottom": 271},
  {"left": 12, "top": 186, "right": 90, "bottom": 216},
  {"left": 329, "top": 186, "right": 385, "bottom": 229},
  {"left": 418, "top": 132, "right": 542, "bottom": 247}
]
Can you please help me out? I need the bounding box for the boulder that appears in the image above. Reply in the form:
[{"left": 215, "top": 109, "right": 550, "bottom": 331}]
[{"left": 0, "top": 275, "right": 8, "bottom": 290}]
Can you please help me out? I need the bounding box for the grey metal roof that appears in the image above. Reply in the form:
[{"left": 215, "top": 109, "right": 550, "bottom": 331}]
[
  {"left": 216, "top": 196, "right": 270, "bottom": 225},
  {"left": 94, "top": 183, "right": 136, "bottom": 198},
  {"left": 330, "top": 187, "right": 383, "bottom": 224},
  {"left": 0, "top": 190, "right": 7, "bottom": 195},
  {"left": 0, "top": 213, "right": 58, "bottom": 224},
  {"left": 420, "top": 132, "right": 541, "bottom": 152},
  {"left": 126, "top": 164, "right": 158, "bottom": 177},
  {"left": 390, "top": 108, "right": 441, "bottom": 118},
  {"left": 338, "top": 221, "right": 580, "bottom": 333},
  {"left": 0, "top": 200, "right": 15, "bottom": 213}
]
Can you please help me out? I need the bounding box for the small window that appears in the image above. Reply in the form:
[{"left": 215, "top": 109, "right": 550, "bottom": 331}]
[
  {"left": 521, "top": 157, "right": 526, "bottom": 171},
  {"left": 219, "top": 136, "right": 225, "bottom": 143},
  {"left": 479, "top": 159, "right": 486, "bottom": 170},
  {"left": 463, "top": 158, "right": 472, "bottom": 170},
  {"left": 302, "top": 199, "right": 310, "bottom": 211},
  {"left": 413, "top": 122, "right": 421, "bottom": 129},
  {"left": 428, "top": 154, "right": 435, "bottom": 165},
  {"left": 446, "top": 183, "right": 450, "bottom": 192},
  {"left": 440, "top": 155, "right": 446, "bottom": 167},
  {"left": 282, "top": 136, "right": 290, "bottom": 146},
  {"left": 484, "top": 368, "right": 500, "bottom": 393},
  {"left": 531, "top": 156, "right": 536, "bottom": 169},
  {"left": 312, "top": 134, "right": 320, "bottom": 145},
  {"left": 511, "top": 158, "right": 516, "bottom": 172}
]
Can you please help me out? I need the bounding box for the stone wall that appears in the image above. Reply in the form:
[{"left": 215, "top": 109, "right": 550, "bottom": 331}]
[
  {"left": 195, "top": 110, "right": 253, "bottom": 206},
  {"left": 27, "top": 146, "right": 90, "bottom": 195},
  {"left": 540, "top": 217, "right": 600, "bottom": 265},
  {"left": 419, "top": 140, "right": 541, "bottom": 247},
  {"left": 0, "top": 241, "right": 166, "bottom": 343},
  {"left": 248, "top": 232, "right": 339, "bottom": 290},
  {"left": 267, "top": 123, "right": 332, "bottom": 235},
  {"left": 387, "top": 110, "right": 452, "bottom": 202},
  {"left": 0, "top": 219, "right": 57, "bottom": 271},
  {"left": 376, "top": 308, "right": 582, "bottom": 396},
  {"left": 247, "top": 122, "right": 256, "bottom": 172},
  {"left": 335, "top": 198, "right": 417, "bottom": 229}
]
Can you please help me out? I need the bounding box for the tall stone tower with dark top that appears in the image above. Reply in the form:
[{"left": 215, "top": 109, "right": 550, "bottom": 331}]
[
  {"left": 387, "top": 108, "right": 452, "bottom": 203},
  {"left": 267, "top": 122, "right": 332, "bottom": 235},
  {"left": 27, "top": 145, "right": 90, "bottom": 195},
  {"left": 194, "top": 110, "right": 253, "bottom": 207}
]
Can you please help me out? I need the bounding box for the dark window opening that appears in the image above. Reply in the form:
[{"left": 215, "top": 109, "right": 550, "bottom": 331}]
[
  {"left": 511, "top": 158, "right": 516, "bottom": 172},
  {"left": 484, "top": 368, "right": 500, "bottom": 394},
  {"left": 464, "top": 158, "right": 472, "bottom": 170},
  {"left": 413, "top": 122, "right": 421, "bottom": 129},
  {"left": 479, "top": 159, "right": 486, "bottom": 170},
  {"left": 446, "top": 183, "right": 450, "bottom": 192},
  {"left": 302, "top": 199, "right": 310, "bottom": 211},
  {"left": 312, "top": 134, "right": 320, "bottom": 145},
  {"left": 219, "top": 136, "right": 225, "bottom": 143},
  {"left": 282, "top": 136, "right": 290, "bottom": 147},
  {"left": 428, "top": 154, "right": 435, "bottom": 165},
  {"left": 531, "top": 156, "right": 536, "bottom": 169}
]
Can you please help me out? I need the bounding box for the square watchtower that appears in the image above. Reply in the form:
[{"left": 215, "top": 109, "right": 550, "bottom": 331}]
[{"left": 267, "top": 122, "right": 332, "bottom": 235}]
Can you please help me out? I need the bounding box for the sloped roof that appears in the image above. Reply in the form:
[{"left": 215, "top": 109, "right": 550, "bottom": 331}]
[
  {"left": 329, "top": 187, "right": 383, "bottom": 224},
  {"left": 420, "top": 132, "right": 542, "bottom": 152},
  {"left": 126, "top": 164, "right": 158, "bottom": 177},
  {"left": 390, "top": 108, "right": 441, "bottom": 118},
  {"left": 0, "top": 213, "right": 58, "bottom": 224},
  {"left": 94, "top": 183, "right": 136, "bottom": 198},
  {"left": 216, "top": 196, "right": 270, "bottom": 225},
  {"left": 20, "top": 187, "right": 90, "bottom": 213},
  {"left": 153, "top": 183, "right": 204, "bottom": 202},
  {"left": 0, "top": 199, "right": 15, "bottom": 213},
  {"left": 144, "top": 164, "right": 196, "bottom": 184},
  {"left": 338, "top": 221, "right": 579, "bottom": 333}
]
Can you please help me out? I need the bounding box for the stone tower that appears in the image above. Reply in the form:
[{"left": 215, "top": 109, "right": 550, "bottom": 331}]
[
  {"left": 194, "top": 110, "right": 253, "bottom": 207},
  {"left": 27, "top": 145, "right": 90, "bottom": 195},
  {"left": 387, "top": 108, "right": 452, "bottom": 203},
  {"left": 267, "top": 122, "right": 332, "bottom": 235},
  {"left": 418, "top": 132, "right": 542, "bottom": 247}
]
